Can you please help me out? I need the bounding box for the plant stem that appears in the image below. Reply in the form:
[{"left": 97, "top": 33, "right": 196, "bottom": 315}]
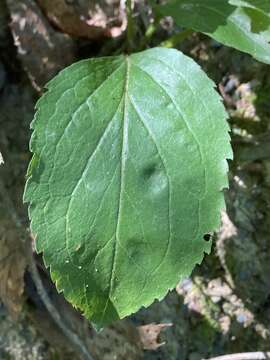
[
  {"left": 160, "top": 29, "right": 193, "bottom": 48},
  {"left": 138, "top": 21, "right": 158, "bottom": 50},
  {"left": 126, "top": 0, "right": 134, "bottom": 52},
  {"left": 145, "top": 22, "right": 157, "bottom": 40}
]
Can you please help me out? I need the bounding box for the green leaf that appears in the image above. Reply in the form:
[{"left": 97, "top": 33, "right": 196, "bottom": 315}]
[
  {"left": 230, "top": 0, "right": 270, "bottom": 33},
  {"left": 24, "top": 48, "right": 232, "bottom": 329},
  {"left": 230, "top": 0, "right": 270, "bottom": 14},
  {"left": 155, "top": 0, "right": 270, "bottom": 64}
]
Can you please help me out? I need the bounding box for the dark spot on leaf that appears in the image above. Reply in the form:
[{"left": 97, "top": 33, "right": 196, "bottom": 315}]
[
  {"left": 143, "top": 164, "right": 157, "bottom": 179},
  {"left": 143, "top": 163, "right": 168, "bottom": 196}
]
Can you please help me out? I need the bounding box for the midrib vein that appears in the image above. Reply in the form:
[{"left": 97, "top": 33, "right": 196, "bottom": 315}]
[{"left": 102, "top": 57, "right": 130, "bottom": 318}]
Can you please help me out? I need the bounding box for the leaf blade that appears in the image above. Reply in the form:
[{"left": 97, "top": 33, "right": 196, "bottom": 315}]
[
  {"left": 24, "top": 48, "right": 232, "bottom": 328},
  {"left": 155, "top": 0, "right": 270, "bottom": 64},
  {"left": 230, "top": 0, "right": 270, "bottom": 14}
]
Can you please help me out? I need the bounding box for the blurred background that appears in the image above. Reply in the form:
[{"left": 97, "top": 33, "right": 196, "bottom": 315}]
[{"left": 0, "top": 1, "right": 270, "bottom": 359}]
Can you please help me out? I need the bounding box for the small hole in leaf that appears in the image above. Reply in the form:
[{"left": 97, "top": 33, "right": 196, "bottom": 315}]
[{"left": 204, "top": 234, "right": 211, "bottom": 242}]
